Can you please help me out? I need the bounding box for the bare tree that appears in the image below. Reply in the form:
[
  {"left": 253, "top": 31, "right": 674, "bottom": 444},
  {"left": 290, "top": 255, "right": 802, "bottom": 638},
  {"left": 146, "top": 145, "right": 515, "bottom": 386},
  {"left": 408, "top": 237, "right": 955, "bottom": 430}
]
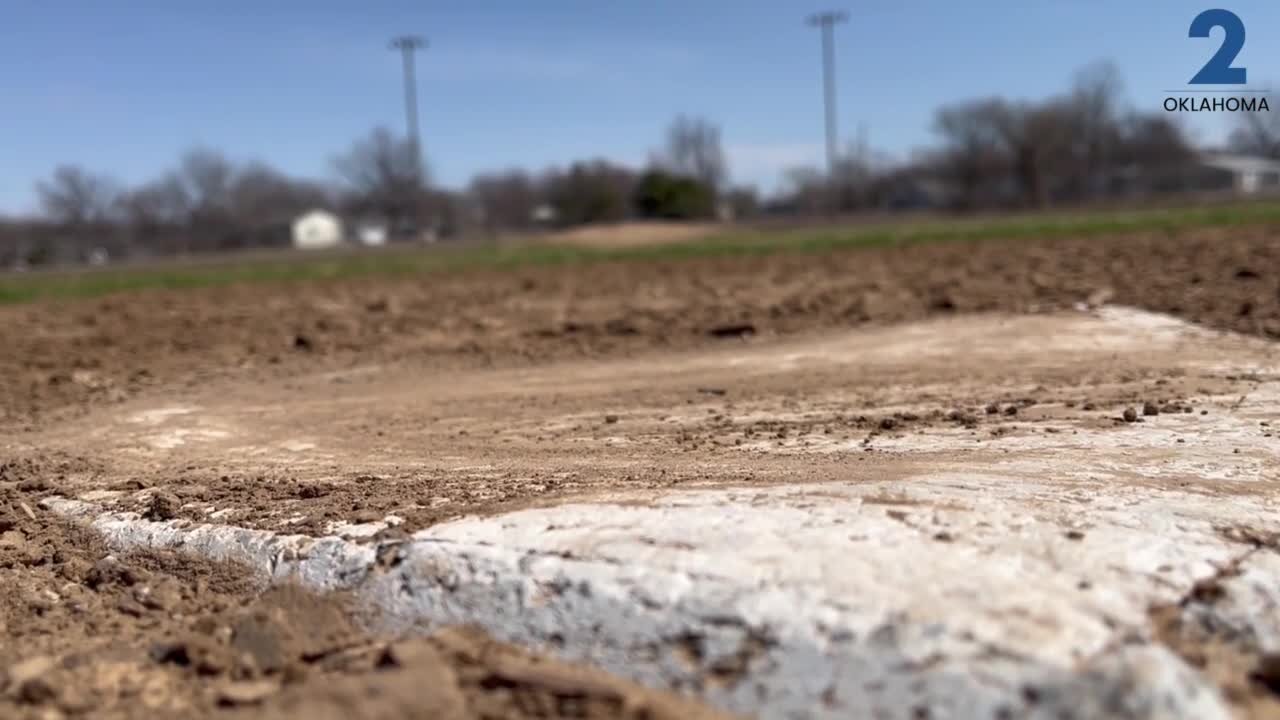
[
  {"left": 781, "top": 165, "right": 829, "bottom": 215},
  {"left": 35, "top": 166, "right": 121, "bottom": 225},
  {"left": 1005, "top": 99, "right": 1078, "bottom": 208},
  {"left": 931, "top": 97, "right": 1087, "bottom": 209},
  {"left": 724, "top": 185, "right": 760, "bottom": 219},
  {"left": 469, "top": 170, "right": 538, "bottom": 231},
  {"left": 931, "top": 99, "right": 1014, "bottom": 210},
  {"left": 230, "top": 163, "right": 331, "bottom": 226},
  {"left": 1069, "top": 60, "right": 1125, "bottom": 196},
  {"left": 1229, "top": 93, "right": 1280, "bottom": 158},
  {"left": 655, "top": 115, "right": 729, "bottom": 193},
  {"left": 178, "top": 149, "right": 236, "bottom": 216},
  {"left": 543, "top": 160, "right": 637, "bottom": 227},
  {"left": 118, "top": 173, "right": 191, "bottom": 228},
  {"left": 1115, "top": 113, "right": 1196, "bottom": 193},
  {"left": 830, "top": 142, "right": 895, "bottom": 210},
  {"left": 333, "top": 127, "right": 424, "bottom": 231}
]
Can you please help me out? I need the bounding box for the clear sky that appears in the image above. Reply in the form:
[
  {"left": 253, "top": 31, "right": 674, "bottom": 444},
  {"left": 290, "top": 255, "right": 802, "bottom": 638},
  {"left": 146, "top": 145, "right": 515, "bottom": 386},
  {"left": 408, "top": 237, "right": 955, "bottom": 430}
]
[{"left": 3, "top": 1, "right": 1278, "bottom": 214}]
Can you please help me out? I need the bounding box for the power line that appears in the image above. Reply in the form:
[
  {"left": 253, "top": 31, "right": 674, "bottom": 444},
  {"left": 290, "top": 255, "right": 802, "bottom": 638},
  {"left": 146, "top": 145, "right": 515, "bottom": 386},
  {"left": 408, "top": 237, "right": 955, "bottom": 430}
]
[
  {"left": 806, "top": 11, "right": 847, "bottom": 180},
  {"left": 389, "top": 35, "right": 427, "bottom": 187}
]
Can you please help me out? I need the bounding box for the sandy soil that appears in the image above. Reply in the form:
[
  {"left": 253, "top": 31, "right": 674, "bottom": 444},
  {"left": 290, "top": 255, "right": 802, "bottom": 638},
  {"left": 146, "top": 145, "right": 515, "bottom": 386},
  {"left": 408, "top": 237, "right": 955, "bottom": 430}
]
[{"left": 3, "top": 227, "right": 1280, "bottom": 718}]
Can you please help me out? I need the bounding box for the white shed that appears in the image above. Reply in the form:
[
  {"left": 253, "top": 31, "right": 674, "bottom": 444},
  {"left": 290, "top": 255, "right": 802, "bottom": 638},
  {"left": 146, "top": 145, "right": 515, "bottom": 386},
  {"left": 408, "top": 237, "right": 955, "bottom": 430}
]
[
  {"left": 355, "top": 221, "right": 389, "bottom": 247},
  {"left": 291, "top": 210, "right": 344, "bottom": 250},
  {"left": 1195, "top": 154, "right": 1280, "bottom": 195}
]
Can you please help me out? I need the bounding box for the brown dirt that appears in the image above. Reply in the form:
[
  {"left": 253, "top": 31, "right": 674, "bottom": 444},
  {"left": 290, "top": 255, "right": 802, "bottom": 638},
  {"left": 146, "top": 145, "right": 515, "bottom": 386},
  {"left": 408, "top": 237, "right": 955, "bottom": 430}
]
[
  {"left": 52, "top": 365, "right": 1250, "bottom": 538},
  {"left": 0, "top": 472, "right": 729, "bottom": 720},
  {"left": 5, "top": 226, "right": 1280, "bottom": 429},
  {"left": 4, "top": 225, "right": 1280, "bottom": 718}
]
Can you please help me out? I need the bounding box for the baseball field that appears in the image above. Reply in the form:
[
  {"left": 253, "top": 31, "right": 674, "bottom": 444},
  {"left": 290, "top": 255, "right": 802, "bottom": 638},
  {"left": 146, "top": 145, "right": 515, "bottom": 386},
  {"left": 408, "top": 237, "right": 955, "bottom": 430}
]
[{"left": 3, "top": 205, "right": 1279, "bottom": 719}]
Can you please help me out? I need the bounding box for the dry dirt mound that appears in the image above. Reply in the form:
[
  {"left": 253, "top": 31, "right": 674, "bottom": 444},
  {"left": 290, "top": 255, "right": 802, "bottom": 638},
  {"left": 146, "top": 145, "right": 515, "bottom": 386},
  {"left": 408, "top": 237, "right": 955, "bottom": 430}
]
[{"left": 541, "top": 221, "right": 720, "bottom": 248}]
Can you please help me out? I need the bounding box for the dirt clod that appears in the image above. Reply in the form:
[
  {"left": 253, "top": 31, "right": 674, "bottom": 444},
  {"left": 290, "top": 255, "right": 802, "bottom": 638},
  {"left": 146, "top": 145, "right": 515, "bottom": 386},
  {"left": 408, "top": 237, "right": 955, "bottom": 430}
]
[
  {"left": 707, "top": 323, "right": 757, "bottom": 339},
  {"left": 145, "top": 492, "right": 183, "bottom": 521},
  {"left": 1252, "top": 653, "right": 1280, "bottom": 695}
]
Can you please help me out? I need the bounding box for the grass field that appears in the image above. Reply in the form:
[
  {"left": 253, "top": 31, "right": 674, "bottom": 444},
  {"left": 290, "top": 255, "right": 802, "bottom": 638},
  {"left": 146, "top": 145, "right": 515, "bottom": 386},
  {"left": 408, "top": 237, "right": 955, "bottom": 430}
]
[{"left": 4, "top": 200, "right": 1280, "bottom": 305}]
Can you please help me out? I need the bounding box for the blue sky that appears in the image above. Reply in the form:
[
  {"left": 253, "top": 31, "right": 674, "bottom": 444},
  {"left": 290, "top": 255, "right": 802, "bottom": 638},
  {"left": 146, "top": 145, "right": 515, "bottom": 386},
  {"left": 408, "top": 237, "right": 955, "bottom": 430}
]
[{"left": 3, "top": 1, "right": 1278, "bottom": 214}]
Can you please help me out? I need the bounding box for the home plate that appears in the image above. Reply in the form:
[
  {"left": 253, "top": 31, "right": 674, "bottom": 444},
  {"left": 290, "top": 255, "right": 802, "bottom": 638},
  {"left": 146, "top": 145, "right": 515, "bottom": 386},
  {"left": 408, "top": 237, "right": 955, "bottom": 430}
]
[{"left": 38, "top": 307, "right": 1280, "bottom": 719}]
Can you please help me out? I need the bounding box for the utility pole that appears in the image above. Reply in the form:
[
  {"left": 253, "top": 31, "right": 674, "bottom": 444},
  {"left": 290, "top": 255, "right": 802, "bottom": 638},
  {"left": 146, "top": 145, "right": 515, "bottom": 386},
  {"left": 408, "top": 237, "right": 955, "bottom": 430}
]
[
  {"left": 390, "top": 35, "right": 427, "bottom": 187},
  {"left": 806, "top": 11, "right": 847, "bottom": 179}
]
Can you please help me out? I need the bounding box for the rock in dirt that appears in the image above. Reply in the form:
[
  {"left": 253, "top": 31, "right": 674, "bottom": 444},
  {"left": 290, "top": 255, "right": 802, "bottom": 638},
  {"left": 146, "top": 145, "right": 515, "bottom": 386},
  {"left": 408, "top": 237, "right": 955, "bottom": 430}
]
[
  {"left": 133, "top": 578, "right": 183, "bottom": 612},
  {"left": 217, "top": 679, "right": 280, "bottom": 706},
  {"left": 1143, "top": 401, "right": 1160, "bottom": 417},
  {"left": 0, "top": 530, "right": 26, "bottom": 550},
  {"left": 1123, "top": 407, "right": 1139, "bottom": 423}
]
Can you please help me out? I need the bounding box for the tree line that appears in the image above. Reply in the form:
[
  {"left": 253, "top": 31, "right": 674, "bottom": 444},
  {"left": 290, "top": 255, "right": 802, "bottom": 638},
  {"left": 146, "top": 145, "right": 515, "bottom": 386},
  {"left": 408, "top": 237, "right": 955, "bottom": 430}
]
[
  {"left": 1, "top": 115, "right": 738, "bottom": 267},
  {"left": 4, "top": 61, "right": 1272, "bottom": 268}
]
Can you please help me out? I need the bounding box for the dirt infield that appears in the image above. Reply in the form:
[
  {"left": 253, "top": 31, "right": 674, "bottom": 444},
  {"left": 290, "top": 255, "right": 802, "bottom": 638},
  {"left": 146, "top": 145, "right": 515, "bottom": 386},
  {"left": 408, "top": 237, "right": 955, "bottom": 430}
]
[
  {"left": 3, "top": 226, "right": 1280, "bottom": 718},
  {"left": 5, "top": 225, "right": 1280, "bottom": 426}
]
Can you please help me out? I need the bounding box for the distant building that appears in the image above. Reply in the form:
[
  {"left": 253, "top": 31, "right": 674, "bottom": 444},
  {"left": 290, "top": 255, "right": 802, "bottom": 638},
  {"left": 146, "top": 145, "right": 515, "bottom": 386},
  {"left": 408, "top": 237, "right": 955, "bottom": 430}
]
[
  {"left": 1190, "top": 153, "right": 1280, "bottom": 195},
  {"left": 531, "top": 204, "right": 558, "bottom": 226},
  {"left": 291, "top": 210, "right": 344, "bottom": 250},
  {"left": 353, "top": 219, "right": 389, "bottom": 247}
]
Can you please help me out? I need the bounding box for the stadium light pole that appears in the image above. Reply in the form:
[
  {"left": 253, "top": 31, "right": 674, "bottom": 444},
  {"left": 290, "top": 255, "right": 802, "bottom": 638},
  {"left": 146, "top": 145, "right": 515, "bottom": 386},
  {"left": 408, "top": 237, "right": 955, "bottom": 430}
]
[
  {"left": 806, "top": 11, "right": 847, "bottom": 180},
  {"left": 390, "top": 35, "right": 427, "bottom": 187}
]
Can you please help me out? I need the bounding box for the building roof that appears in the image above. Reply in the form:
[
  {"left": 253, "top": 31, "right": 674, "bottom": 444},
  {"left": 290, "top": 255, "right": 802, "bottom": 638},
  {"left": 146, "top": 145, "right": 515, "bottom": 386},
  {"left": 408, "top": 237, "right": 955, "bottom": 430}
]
[{"left": 1198, "top": 153, "right": 1280, "bottom": 175}]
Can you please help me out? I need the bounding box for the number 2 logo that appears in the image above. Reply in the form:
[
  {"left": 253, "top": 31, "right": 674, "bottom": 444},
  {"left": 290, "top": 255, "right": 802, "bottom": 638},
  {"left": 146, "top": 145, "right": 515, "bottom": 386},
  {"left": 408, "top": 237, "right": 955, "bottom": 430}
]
[{"left": 1189, "top": 9, "right": 1247, "bottom": 84}]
